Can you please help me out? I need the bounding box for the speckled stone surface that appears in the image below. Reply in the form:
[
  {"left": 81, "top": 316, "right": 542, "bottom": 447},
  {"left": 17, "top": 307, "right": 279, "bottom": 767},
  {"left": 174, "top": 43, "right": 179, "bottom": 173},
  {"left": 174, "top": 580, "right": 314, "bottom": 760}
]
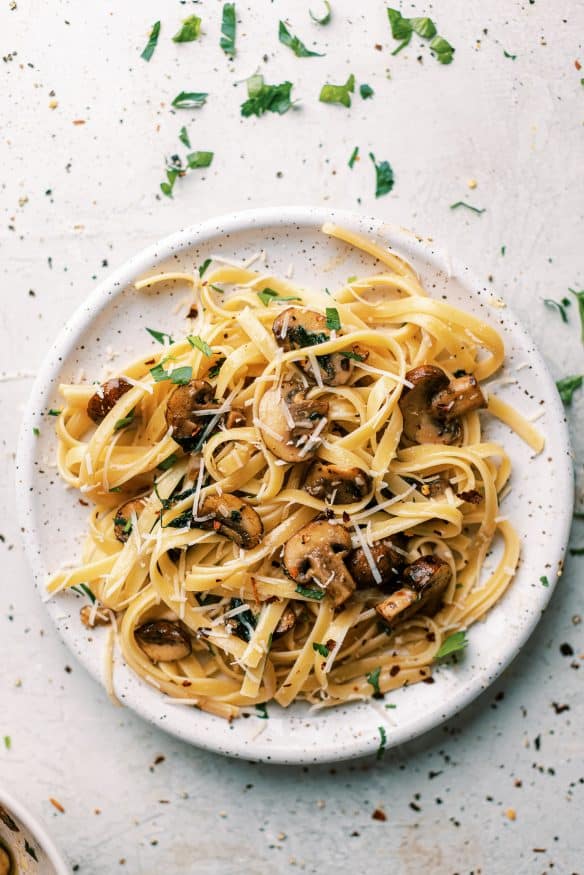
[{"left": 1, "top": 1, "right": 583, "bottom": 873}]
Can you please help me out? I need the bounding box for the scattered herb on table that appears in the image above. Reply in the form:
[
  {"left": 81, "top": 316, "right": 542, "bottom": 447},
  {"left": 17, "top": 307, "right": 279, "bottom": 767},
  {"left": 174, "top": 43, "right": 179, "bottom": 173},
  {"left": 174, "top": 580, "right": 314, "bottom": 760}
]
[
  {"left": 501, "top": 245, "right": 506, "bottom": 256},
  {"left": 257, "top": 288, "right": 301, "bottom": 306},
  {"left": 295, "top": 584, "right": 325, "bottom": 600},
  {"left": 429, "top": 34, "right": 455, "bottom": 64},
  {"left": 173, "top": 15, "right": 202, "bottom": 43},
  {"left": 568, "top": 288, "right": 584, "bottom": 342},
  {"left": 556, "top": 375, "right": 583, "bottom": 405},
  {"left": 310, "top": 1, "right": 331, "bottom": 25},
  {"left": 3, "top": 736, "right": 11, "bottom": 750},
  {"left": 146, "top": 327, "right": 174, "bottom": 345},
  {"left": 503, "top": 50, "right": 517, "bottom": 60},
  {"left": 450, "top": 201, "right": 485, "bottom": 214},
  {"left": 171, "top": 91, "right": 208, "bottom": 109},
  {"left": 187, "top": 335, "right": 213, "bottom": 356},
  {"left": 376, "top": 725, "right": 387, "bottom": 760},
  {"left": 141, "top": 20, "right": 161, "bottom": 62},
  {"left": 48, "top": 408, "right": 61, "bottom": 416},
  {"left": 313, "top": 642, "right": 329, "bottom": 657},
  {"left": 436, "top": 630, "right": 468, "bottom": 659},
  {"left": 241, "top": 74, "right": 294, "bottom": 117},
  {"left": 348, "top": 145, "right": 359, "bottom": 168},
  {"left": 33, "top": 427, "right": 40, "bottom": 437},
  {"left": 369, "top": 152, "right": 394, "bottom": 197},
  {"left": 186, "top": 151, "right": 214, "bottom": 169},
  {"left": 543, "top": 298, "right": 569, "bottom": 324},
  {"left": 366, "top": 666, "right": 383, "bottom": 698},
  {"left": 360, "top": 83, "right": 374, "bottom": 99},
  {"left": 220, "top": 3, "right": 236, "bottom": 55},
  {"left": 540, "top": 575, "right": 550, "bottom": 587},
  {"left": 279, "top": 20, "right": 323, "bottom": 57},
  {"left": 178, "top": 126, "right": 191, "bottom": 148},
  {"left": 319, "top": 73, "right": 355, "bottom": 107}
]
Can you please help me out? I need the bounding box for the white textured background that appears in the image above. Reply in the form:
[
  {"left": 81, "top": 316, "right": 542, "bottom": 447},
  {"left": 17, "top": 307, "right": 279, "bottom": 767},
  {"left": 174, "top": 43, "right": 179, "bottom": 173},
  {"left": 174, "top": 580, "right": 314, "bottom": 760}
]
[{"left": 1, "top": 1, "right": 583, "bottom": 872}]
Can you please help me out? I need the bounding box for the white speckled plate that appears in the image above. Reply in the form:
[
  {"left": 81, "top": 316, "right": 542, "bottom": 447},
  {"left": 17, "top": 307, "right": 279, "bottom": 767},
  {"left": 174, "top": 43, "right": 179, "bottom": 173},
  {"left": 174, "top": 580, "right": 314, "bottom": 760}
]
[
  {"left": 16, "top": 207, "right": 573, "bottom": 764},
  {"left": 0, "top": 787, "right": 69, "bottom": 875}
]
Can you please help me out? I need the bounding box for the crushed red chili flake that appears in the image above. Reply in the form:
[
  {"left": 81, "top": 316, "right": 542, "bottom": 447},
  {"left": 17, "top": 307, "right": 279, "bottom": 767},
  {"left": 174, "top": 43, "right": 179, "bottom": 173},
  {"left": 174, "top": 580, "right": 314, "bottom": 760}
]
[
  {"left": 575, "top": 59, "right": 582, "bottom": 70},
  {"left": 49, "top": 797, "right": 65, "bottom": 813},
  {"left": 371, "top": 808, "right": 387, "bottom": 821}
]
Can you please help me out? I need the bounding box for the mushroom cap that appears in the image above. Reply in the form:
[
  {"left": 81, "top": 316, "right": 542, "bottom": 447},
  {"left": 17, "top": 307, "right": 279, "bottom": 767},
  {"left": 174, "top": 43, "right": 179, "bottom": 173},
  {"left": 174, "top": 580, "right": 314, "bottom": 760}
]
[
  {"left": 272, "top": 307, "right": 354, "bottom": 386},
  {"left": 347, "top": 534, "right": 408, "bottom": 590},
  {"left": 431, "top": 374, "right": 487, "bottom": 421},
  {"left": 135, "top": 620, "right": 192, "bottom": 662},
  {"left": 198, "top": 493, "right": 263, "bottom": 549},
  {"left": 375, "top": 554, "right": 451, "bottom": 627},
  {"left": 304, "top": 461, "right": 372, "bottom": 504},
  {"left": 283, "top": 519, "right": 356, "bottom": 607},
  {"left": 273, "top": 605, "right": 298, "bottom": 638},
  {"left": 0, "top": 846, "right": 11, "bottom": 875},
  {"left": 114, "top": 497, "right": 147, "bottom": 543},
  {"left": 399, "top": 365, "right": 462, "bottom": 446},
  {"left": 165, "top": 379, "right": 218, "bottom": 448},
  {"left": 87, "top": 377, "right": 132, "bottom": 423},
  {"left": 258, "top": 381, "right": 328, "bottom": 463}
]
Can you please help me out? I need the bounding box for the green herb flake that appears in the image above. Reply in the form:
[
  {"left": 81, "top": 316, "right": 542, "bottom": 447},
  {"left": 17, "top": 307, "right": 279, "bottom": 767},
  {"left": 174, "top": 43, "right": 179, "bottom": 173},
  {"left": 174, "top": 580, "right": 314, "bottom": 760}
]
[
  {"left": 33, "top": 427, "right": 40, "bottom": 437},
  {"left": 199, "top": 258, "right": 212, "bottom": 278},
  {"left": 24, "top": 840, "right": 38, "bottom": 862},
  {"left": 178, "top": 126, "right": 191, "bottom": 148},
  {"left": 295, "top": 584, "right": 325, "bottom": 600},
  {"left": 348, "top": 146, "right": 359, "bottom": 168},
  {"left": 109, "top": 486, "right": 122, "bottom": 493},
  {"left": 114, "top": 410, "right": 135, "bottom": 432},
  {"left": 450, "top": 201, "right": 485, "bottom": 215},
  {"left": 220, "top": 3, "right": 236, "bottom": 55},
  {"left": 48, "top": 408, "right": 61, "bottom": 416},
  {"left": 150, "top": 363, "right": 193, "bottom": 385},
  {"left": 257, "top": 288, "right": 302, "bottom": 306},
  {"left": 279, "top": 20, "right": 323, "bottom": 57},
  {"left": 3, "top": 736, "right": 11, "bottom": 750},
  {"left": 387, "top": 8, "right": 413, "bottom": 55},
  {"left": 146, "top": 327, "right": 174, "bottom": 345},
  {"left": 319, "top": 73, "right": 355, "bottom": 107},
  {"left": 359, "top": 83, "right": 374, "bottom": 99},
  {"left": 172, "top": 15, "right": 202, "bottom": 43},
  {"left": 187, "top": 335, "right": 213, "bottom": 356},
  {"left": 376, "top": 725, "right": 387, "bottom": 760},
  {"left": 158, "top": 453, "right": 178, "bottom": 471},
  {"left": 387, "top": 10, "right": 452, "bottom": 63},
  {"left": 140, "top": 20, "right": 161, "bottom": 62},
  {"left": 429, "top": 34, "right": 455, "bottom": 64},
  {"left": 186, "top": 151, "right": 214, "bottom": 169},
  {"left": 369, "top": 152, "right": 394, "bottom": 197},
  {"left": 255, "top": 703, "right": 269, "bottom": 719},
  {"left": 569, "top": 547, "right": 584, "bottom": 556},
  {"left": 326, "top": 307, "right": 341, "bottom": 331},
  {"left": 385, "top": 703, "right": 397, "bottom": 709},
  {"left": 501, "top": 245, "right": 506, "bottom": 256},
  {"left": 71, "top": 583, "right": 96, "bottom": 603},
  {"left": 241, "top": 75, "right": 294, "bottom": 117},
  {"left": 435, "top": 630, "right": 468, "bottom": 659},
  {"left": 556, "top": 375, "right": 583, "bottom": 406},
  {"left": 544, "top": 299, "right": 569, "bottom": 324},
  {"left": 503, "top": 50, "right": 517, "bottom": 60},
  {"left": 568, "top": 288, "right": 584, "bottom": 342},
  {"left": 171, "top": 91, "right": 208, "bottom": 110},
  {"left": 313, "top": 642, "right": 329, "bottom": 657},
  {"left": 208, "top": 357, "right": 226, "bottom": 378},
  {"left": 411, "top": 16, "right": 437, "bottom": 38},
  {"left": 310, "top": 1, "right": 331, "bottom": 25},
  {"left": 540, "top": 575, "right": 550, "bottom": 587},
  {"left": 340, "top": 350, "right": 366, "bottom": 362},
  {"left": 366, "top": 666, "right": 383, "bottom": 698}
]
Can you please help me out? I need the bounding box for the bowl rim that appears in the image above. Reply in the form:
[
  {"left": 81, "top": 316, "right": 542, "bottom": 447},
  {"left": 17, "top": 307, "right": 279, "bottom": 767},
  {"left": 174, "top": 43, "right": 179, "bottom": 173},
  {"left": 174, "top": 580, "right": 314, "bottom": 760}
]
[
  {"left": 15, "top": 205, "right": 575, "bottom": 763},
  {"left": 0, "top": 787, "right": 69, "bottom": 875}
]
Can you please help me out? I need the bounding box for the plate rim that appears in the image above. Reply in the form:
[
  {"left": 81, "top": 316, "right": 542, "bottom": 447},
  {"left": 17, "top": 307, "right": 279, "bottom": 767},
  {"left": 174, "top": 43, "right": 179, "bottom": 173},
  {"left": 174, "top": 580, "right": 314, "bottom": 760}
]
[{"left": 15, "top": 205, "right": 575, "bottom": 763}]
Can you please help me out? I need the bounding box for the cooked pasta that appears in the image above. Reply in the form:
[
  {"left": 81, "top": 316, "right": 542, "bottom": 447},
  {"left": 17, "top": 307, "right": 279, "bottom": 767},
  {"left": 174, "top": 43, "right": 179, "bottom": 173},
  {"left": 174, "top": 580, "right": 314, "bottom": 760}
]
[{"left": 47, "top": 224, "right": 542, "bottom": 720}]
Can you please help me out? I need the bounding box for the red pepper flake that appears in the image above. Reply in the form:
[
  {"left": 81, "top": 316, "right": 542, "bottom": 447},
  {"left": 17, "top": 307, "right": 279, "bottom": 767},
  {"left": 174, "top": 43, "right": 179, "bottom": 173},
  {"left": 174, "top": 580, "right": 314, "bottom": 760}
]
[
  {"left": 374, "top": 44, "right": 383, "bottom": 51},
  {"left": 213, "top": 520, "right": 221, "bottom": 531},
  {"left": 371, "top": 808, "right": 387, "bottom": 821},
  {"left": 575, "top": 60, "right": 582, "bottom": 71},
  {"left": 73, "top": 119, "right": 86, "bottom": 125},
  {"left": 49, "top": 797, "right": 65, "bottom": 813}
]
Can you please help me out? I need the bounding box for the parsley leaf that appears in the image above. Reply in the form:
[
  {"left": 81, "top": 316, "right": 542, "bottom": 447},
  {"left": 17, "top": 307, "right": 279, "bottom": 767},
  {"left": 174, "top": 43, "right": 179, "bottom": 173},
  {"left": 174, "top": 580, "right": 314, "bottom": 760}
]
[
  {"left": 360, "top": 83, "right": 374, "bottom": 99},
  {"left": 313, "top": 642, "right": 329, "bottom": 657},
  {"left": 366, "top": 666, "right": 383, "bottom": 698},
  {"left": 450, "top": 201, "right": 485, "bottom": 214},
  {"left": 199, "top": 259, "right": 212, "bottom": 277},
  {"left": 178, "top": 126, "right": 191, "bottom": 148},
  {"left": 340, "top": 350, "right": 365, "bottom": 362},
  {"left": 295, "top": 584, "right": 325, "bottom": 600},
  {"left": 376, "top": 725, "right": 387, "bottom": 760},
  {"left": 319, "top": 73, "right": 355, "bottom": 107},
  {"left": 430, "top": 34, "right": 455, "bottom": 64},
  {"left": 208, "top": 357, "right": 226, "bottom": 378},
  {"left": 348, "top": 145, "right": 359, "bottom": 168},
  {"left": 141, "top": 20, "right": 161, "bottom": 62},
  {"left": 279, "top": 20, "right": 323, "bottom": 57},
  {"left": 387, "top": 8, "right": 413, "bottom": 55},
  {"left": 387, "top": 9, "right": 452, "bottom": 62},
  {"left": 146, "top": 327, "right": 174, "bottom": 345},
  {"left": 32, "top": 427, "right": 40, "bottom": 437},
  {"left": 543, "top": 298, "right": 569, "bottom": 323},
  {"left": 114, "top": 410, "right": 135, "bottom": 432},
  {"left": 326, "top": 307, "right": 341, "bottom": 330},
  {"left": 71, "top": 583, "right": 96, "bottom": 603},
  {"left": 158, "top": 453, "right": 178, "bottom": 471},
  {"left": 310, "top": 1, "right": 331, "bottom": 25},
  {"left": 241, "top": 75, "right": 294, "bottom": 117},
  {"left": 186, "top": 151, "right": 214, "bottom": 169},
  {"left": 369, "top": 152, "right": 394, "bottom": 197},
  {"left": 3, "top": 736, "right": 10, "bottom": 750},
  {"left": 411, "top": 17, "right": 437, "bottom": 39},
  {"left": 220, "top": 3, "right": 236, "bottom": 55},
  {"left": 540, "top": 575, "right": 550, "bottom": 587},
  {"left": 257, "top": 288, "right": 301, "bottom": 306},
  {"left": 187, "top": 335, "right": 213, "bottom": 356},
  {"left": 436, "top": 630, "right": 468, "bottom": 659},
  {"left": 568, "top": 288, "right": 584, "bottom": 342},
  {"left": 171, "top": 91, "right": 208, "bottom": 110},
  {"left": 150, "top": 362, "right": 193, "bottom": 385},
  {"left": 48, "top": 408, "right": 61, "bottom": 416},
  {"left": 172, "top": 15, "right": 202, "bottom": 43},
  {"left": 556, "top": 375, "right": 583, "bottom": 406},
  {"left": 503, "top": 49, "right": 517, "bottom": 60}
]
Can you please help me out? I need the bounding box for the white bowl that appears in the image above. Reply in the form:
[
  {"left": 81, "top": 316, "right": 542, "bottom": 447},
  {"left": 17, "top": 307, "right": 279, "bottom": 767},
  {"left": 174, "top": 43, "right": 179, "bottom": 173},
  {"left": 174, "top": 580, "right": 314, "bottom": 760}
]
[
  {"left": 0, "top": 788, "right": 68, "bottom": 875},
  {"left": 16, "top": 207, "right": 573, "bottom": 763}
]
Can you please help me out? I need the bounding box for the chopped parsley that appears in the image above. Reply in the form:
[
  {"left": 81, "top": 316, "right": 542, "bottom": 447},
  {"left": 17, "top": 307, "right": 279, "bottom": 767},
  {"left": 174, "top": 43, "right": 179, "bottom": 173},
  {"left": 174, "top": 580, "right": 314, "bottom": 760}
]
[
  {"left": 32, "top": 427, "right": 40, "bottom": 437},
  {"left": 450, "top": 201, "right": 485, "bottom": 214},
  {"left": 348, "top": 145, "right": 359, "bottom": 168},
  {"left": 319, "top": 73, "right": 355, "bottom": 107},
  {"left": 341, "top": 350, "right": 366, "bottom": 362},
  {"left": 255, "top": 703, "right": 269, "bottom": 719},
  {"left": 208, "top": 357, "right": 226, "bottom": 378},
  {"left": 556, "top": 375, "right": 583, "bottom": 406},
  {"left": 3, "top": 736, "right": 11, "bottom": 750},
  {"left": 199, "top": 258, "right": 212, "bottom": 277},
  {"left": 178, "top": 126, "right": 191, "bottom": 148},
  {"left": 220, "top": 3, "right": 236, "bottom": 55},
  {"left": 278, "top": 20, "right": 323, "bottom": 57},
  {"left": 569, "top": 547, "right": 584, "bottom": 556},
  {"left": 568, "top": 288, "right": 584, "bottom": 342},
  {"left": 24, "top": 840, "right": 38, "bottom": 862},
  {"left": 387, "top": 9, "right": 453, "bottom": 63},
  {"left": 430, "top": 34, "right": 455, "bottom": 64},
  {"left": 172, "top": 15, "right": 202, "bottom": 43},
  {"left": 150, "top": 363, "right": 193, "bottom": 385},
  {"left": 241, "top": 75, "right": 294, "bottom": 117},
  {"left": 146, "top": 327, "right": 174, "bottom": 345},
  {"left": 171, "top": 91, "right": 208, "bottom": 110},
  {"left": 229, "top": 598, "right": 256, "bottom": 642},
  {"left": 376, "top": 725, "right": 387, "bottom": 760},
  {"left": 360, "top": 83, "right": 374, "bottom": 99},
  {"left": 257, "top": 287, "right": 301, "bottom": 306},
  {"left": 114, "top": 410, "right": 135, "bottom": 432},
  {"left": 140, "top": 20, "right": 161, "bottom": 62},
  {"left": 48, "top": 408, "right": 61, "bottom": 416},
  {"left": 369, "top": 152, "right": 394, "bottom": 197},
  {"left": 543, "top": 298, "right": 569, "bottom": 324},
  {"left": 313, "top": 642, "right": 329, "bottom": 657},
  {"left": 325, "top": 307, "right": 341, "bottom": 330},
  {"left": 501, "top": 245, "right": 506, "bottom": 256},
  {"left": 435, "top": 630, "right": 468, "bottom": 659},
  {"left": 295, "top": 584, "right": 325, "bottom": 600},
  {"left": 540, "top": 575, "right": 550, "bottom": 587},
  {"left": 366, "top": 666, "right": 383, "bottom": 698},
  {"left": 310, "top": 1, "right": 331, "bottom": 25},
  {"left": 114, "top": 515, "right": 132, "bottom": 535},
  {"left": 186, "top": 151, "right": 214, "bottom": 169},
  {"left": 503, "top": 49, "right": 517, "bottom": 60},
  {"left": 158, "top": 453, "right": 178, "bottom": 471},
  {"left": 187, "top": 335, "right": 213, "bottom": 356}
]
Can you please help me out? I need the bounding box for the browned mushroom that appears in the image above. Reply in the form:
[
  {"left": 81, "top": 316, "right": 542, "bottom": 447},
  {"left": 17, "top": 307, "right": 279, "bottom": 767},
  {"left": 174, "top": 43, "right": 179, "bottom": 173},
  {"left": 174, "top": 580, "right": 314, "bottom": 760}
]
[
  {"left": 273, "top": 605, "right": 298, "bottom": 639},
  {"left": 165, "top": 380, "right": 221, "bottom": 450},
  {"left": 258, "top": 380, "right": 329, "bottom": 463},
  {"left": 0, "top": 846, "right": 11, "bottom": 875},
  {"left": 224, "top": 409, "right": 246, "bottom": 429},
  {"left": 305, "top": 461, "right": 372, "bottom": 504},
  {"left": 197, "top": 493, "right": 263, "bottom": 549},
  {"left": 375, "top": 555, "right": 451, "bottom": 627},
  {"left": 399, "top": 365, "right": 486, "bottom": 446},
  {"left": 283, "top": 519, "right": 356, "bottom": 607},
  {"left": 114, "top": 497, "right": 147, "bottom": 543},
  {"left": 80, "top": 604, "right": 111, "bottom": 628},
  {"left": 87, "top": 377, "right": 132, "bottom": 423},
  {"left": 272, "top": 307, "right": 357, "bottom": 386},
  {"left": 135, "top": 620, "right": 192, "bottom": 662},
  {"left": 346, "top": 534, "right": 408, "bottom": 589}
]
